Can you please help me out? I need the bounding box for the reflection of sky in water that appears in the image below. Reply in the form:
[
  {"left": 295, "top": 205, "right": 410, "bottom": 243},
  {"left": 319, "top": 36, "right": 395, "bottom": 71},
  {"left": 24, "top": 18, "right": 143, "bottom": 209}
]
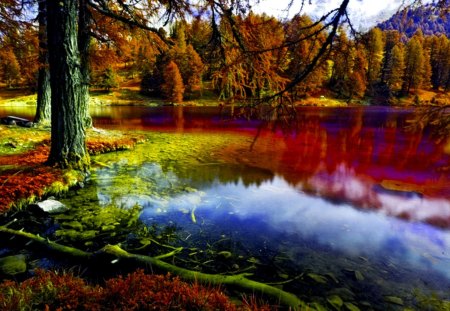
[
  {"left": 95, "top": 163, "right": 450, "bottom": 284},
  {"left": 174, "top": 178, "right": 450, "bottom": 279}
]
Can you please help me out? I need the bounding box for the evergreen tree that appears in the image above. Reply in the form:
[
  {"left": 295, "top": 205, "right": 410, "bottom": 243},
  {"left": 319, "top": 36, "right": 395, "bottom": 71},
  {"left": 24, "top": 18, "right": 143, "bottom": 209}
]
[
  {"left": 365, "top": 27, "right": 385, "bottom": 89},
  {"left": 0, "top": 48, "right": 20, "bottom": 88},
  {"left": 380, "top": 30, "right": 401, "bottom": 86},
  {"left": 161, "top": 61, "right": 185, "bottom": 103},
  {"left": 428, "top": 35, "right": 450, "bottom": 89},
  {"left": 388, "top": 44, "right": 405, "bottom": 91},
  {"left": 422, "top": 47, "right": 432, "bottom": 89},
  {"left": 402, "top": 37, "right": 424, "bottom": 93},
  {"left": 98, "top": 66, "right": 119, "bottom": 91}
]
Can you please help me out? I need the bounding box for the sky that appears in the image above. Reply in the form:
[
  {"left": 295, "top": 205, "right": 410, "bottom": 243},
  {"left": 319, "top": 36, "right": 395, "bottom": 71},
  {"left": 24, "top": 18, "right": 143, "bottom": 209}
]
[{"left": 253, "top": 0, "right": 434, "bottom": 31}]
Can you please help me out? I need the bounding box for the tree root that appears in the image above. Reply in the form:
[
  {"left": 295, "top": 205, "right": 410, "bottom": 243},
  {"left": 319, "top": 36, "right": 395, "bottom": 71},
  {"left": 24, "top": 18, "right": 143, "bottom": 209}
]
[{"left": 0, "top": 225, "right": 306, "bottom": 310}]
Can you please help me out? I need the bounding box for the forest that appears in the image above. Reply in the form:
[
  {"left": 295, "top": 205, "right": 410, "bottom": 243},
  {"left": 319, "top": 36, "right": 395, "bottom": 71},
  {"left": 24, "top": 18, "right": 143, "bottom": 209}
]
[{"left": 2, "top": 1, "right": 450, "bottom": 106}]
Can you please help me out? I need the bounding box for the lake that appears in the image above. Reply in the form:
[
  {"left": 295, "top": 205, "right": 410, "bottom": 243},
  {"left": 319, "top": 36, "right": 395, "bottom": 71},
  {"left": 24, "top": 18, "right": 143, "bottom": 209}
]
[{"left": 1, "top": 105, "right": 450, "bottom": 309}]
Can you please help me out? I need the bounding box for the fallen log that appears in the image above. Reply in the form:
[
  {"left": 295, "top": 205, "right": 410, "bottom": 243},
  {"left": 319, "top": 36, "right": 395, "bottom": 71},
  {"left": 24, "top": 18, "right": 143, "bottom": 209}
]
[{"left": 0, "top": 225, "right": 307, "bottom": 310}]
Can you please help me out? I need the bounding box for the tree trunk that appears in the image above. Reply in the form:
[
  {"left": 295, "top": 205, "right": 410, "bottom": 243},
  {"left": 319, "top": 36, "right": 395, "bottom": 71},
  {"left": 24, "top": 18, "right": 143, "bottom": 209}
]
[
  {"left": 34, "top": 0, "right": 51, "bottom": 125},
  {"left": 78, "top": 0, "right": 93, "bottom": 128},
  {"left": 46, "top": 0, "right": 90, "bottom": 173}
]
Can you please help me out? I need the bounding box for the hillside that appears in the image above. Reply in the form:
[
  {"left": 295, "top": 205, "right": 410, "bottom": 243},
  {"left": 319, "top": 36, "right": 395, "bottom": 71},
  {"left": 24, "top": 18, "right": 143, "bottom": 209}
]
[{"left": 378, "top": 3, "right": 450, "bottom": 37}]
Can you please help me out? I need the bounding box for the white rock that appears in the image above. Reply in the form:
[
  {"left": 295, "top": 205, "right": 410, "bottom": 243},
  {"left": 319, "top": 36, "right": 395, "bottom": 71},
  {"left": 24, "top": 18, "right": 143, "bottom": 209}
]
[{"left": 36, "top": 199, "right": 68, "bottom": 214}]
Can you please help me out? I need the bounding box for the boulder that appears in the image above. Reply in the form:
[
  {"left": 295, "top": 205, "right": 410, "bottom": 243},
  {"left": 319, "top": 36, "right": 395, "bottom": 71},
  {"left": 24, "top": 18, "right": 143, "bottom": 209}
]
[{"left": 35, "top": 199, "right": 69, "bottom": 214}]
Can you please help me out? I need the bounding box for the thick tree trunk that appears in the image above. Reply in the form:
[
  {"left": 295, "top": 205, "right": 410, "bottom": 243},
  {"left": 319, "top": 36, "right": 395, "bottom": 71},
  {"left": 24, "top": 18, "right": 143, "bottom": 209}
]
[
  {"left": 46, "top": 0, "right": 90, "bottom": 173},
  {"left": 34, "top": 0, "right": 51, "bottom": 125},
  {"left": 78, "top": 0, "right": 93, "bottom": 128}
]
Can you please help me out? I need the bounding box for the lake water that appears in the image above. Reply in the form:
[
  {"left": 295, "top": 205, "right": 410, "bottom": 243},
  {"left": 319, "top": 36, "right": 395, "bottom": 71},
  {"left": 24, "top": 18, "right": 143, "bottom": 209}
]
[{"left": 1, "top": 105, "right": 450, "bottom": 309}]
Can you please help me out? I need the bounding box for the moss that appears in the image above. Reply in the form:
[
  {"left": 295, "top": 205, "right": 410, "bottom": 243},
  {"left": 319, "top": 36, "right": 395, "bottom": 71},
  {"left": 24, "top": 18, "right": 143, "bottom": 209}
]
[
  {"left": 0, "top": 255, "right": 27, "bottom": 276},
  {"left": 54, "top": 204, "right": 142, "bottom": 245}
]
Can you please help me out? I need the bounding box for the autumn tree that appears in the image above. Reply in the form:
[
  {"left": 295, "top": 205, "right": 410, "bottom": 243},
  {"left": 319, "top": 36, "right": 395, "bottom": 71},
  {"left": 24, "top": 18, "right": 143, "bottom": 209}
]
[
  {"left": 380, "top": 30, "right": 401, "bottom": 85},
  {"left": 365, "top": 27, "right": 385, "bottom": 90},
  {"left": 97, "top": 66, "right": 119, "bottom": 91},
  {"left": 328, "top": 28, "right": 354, "bottom": 98},
  {"left": 169, "top": 22, "right": 204, "bottom": 98},
  {"left": 402, "top": 36, "right": 425, "bottom": 93},
  {"left": 161, "top": 60, "right": 185, "bottom": 103},
  {"left": 348, "top": 47, "right": 368, "bottom": 98},
  {"left": 212, "top": 12, "right": 288, "bottom": 101},
  {"left": 0, "top": 48, "right": 20, "bottom": 88},
  {"left": 387, "top": 44, "right": 405, "bottom": 91},
  {"left": 285, "top": 14, "right": 327, "bottom": 98},
  {"left": 427, "top": 35, "right": 450, "bottom": 89},
  {"left": 422, "top": 46, "right": 432, "bottom": 89}
]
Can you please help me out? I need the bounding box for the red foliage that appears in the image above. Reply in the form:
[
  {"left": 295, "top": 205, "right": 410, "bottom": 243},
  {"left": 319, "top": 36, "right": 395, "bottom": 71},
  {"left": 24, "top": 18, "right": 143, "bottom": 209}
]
[
  {"left": 0, "top": 134, "right": 143, "bottom": 212},
  {"left": 0, "top": 269, "right": 102, "bottom": 310},
  {"left": 0, "top": 167, "right": 62, "bottom": 212},
  {"left": 86, "top": 137, "right": 140, "bottom": 155},
  {"left": 0, "top": 145, "right": 50, "bottom": 166},
  {"left": 103, "top": 270, "right": 237, "bottom": 310},
  {"left": 0, "top": 269, "right": 273, "bottom": 310}
]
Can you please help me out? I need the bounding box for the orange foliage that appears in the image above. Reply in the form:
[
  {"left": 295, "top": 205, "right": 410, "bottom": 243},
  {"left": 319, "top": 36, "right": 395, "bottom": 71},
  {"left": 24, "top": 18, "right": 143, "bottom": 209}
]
[
  {"left": 86, "top": 135, "right": 143, "bottom": 155},
  {"left": 0, "top": 144, "right": 50, "bottom": 166},
  {"left": 0, "top": 166, "right": 62, "bottom": 212}
]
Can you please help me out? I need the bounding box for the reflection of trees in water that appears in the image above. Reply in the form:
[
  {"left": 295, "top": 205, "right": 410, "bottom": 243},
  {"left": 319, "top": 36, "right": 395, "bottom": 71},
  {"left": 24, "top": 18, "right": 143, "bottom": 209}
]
[
  {"left": 177, "top": 163, "right": 274, "bottom": 188},
  {"left": 406, "top": 106, "right": 450, "bottom": 142},
  {"left": 222, "top": 108, "right": 448, "bottom": 197}
]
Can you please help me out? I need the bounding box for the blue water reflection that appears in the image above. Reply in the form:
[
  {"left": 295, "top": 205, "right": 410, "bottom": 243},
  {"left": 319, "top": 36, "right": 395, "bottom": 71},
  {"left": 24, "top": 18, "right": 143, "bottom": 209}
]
[
  {"left": 94, "top": 160, "right": 450, "bottom": 300},
  {"left": 173, "top": 177, "right": 450, "bottom": 278}
]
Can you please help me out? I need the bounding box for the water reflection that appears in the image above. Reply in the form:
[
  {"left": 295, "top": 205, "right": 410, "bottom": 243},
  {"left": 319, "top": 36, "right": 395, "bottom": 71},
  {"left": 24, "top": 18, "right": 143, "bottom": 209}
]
[{"left": 90, "top": 158, "right": 450, "bottom": 305}]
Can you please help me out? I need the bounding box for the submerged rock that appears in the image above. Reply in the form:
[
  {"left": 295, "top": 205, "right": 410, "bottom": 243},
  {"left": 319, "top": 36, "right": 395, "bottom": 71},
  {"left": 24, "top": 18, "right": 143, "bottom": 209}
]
[
  {"left": 34, "top": 199, "right": 69, "bottom": 214},
  {"left": 0, "top": 254, "right": 27, "bottom": 276}
]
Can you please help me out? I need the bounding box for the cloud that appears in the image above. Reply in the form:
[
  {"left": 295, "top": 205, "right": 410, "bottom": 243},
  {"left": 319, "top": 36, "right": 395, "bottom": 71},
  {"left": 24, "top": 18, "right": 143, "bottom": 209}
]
[{"left": 252, "top": 0, "right": 432, "bottom": 30}]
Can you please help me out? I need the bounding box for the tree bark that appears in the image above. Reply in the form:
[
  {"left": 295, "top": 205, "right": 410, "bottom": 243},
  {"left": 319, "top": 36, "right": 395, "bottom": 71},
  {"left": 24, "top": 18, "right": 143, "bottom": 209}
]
[
  {"left": 46, "top": 0, "right": 90, "bottom": 173},
  {"left": 34, "top": 0, "right": 51, "bottom": 125},
  {"left": 78, "top": 0, "right": 93, "bottom": 129}
]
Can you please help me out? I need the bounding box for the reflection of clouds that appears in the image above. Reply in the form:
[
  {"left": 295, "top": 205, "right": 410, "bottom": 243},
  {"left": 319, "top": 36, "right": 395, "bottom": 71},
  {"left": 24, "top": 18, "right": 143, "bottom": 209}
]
[
  {"left": 308, "top": 163, "right": 450, "bottom": 225},
  {"left": 197, "top": 177, "right": 450, "bottom": 280},
  {"left": 378, "top": 194, "right": 450, "bottom": 223},
  {"left": 93, "top": 158, "right": 450, "bottom": 281},
  {"left": 310, "top": 164, "right": 371, "bottom": 203}
]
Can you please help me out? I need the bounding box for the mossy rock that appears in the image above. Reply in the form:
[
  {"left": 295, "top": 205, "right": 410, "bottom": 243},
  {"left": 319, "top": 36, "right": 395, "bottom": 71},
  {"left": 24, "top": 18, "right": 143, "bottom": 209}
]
[
  {"left": 0, "top": 254, "right": 27, "bottom": 276},
  {"left": 327, "top": 295, "right": 344, "bottom": 310}
]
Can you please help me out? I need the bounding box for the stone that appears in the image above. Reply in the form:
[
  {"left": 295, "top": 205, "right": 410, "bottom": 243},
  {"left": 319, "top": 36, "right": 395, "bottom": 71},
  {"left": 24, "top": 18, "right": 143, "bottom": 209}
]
[
  {"left": 0, "top": 254, "right": 27, "bottom": 276},
  {"left": 36, "top": 199, "right": 69, "bottom": 214}
]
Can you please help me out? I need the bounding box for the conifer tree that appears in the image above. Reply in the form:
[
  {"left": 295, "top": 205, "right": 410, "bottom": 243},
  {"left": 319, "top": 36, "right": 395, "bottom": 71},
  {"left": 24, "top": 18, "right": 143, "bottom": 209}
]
[
  {"left": 0, "top": 48, "right": 20, "bottom": 88},
  {"left": 365, "top": 27, "right": 385, "bottom": 88},
  {"left": 422, "top": 48, "right": 432, "bottom": 89},
  {"left": 403, "top": 37, "right": 424, "bottom": 93},
  {"left": 388, "top": 44, "right": 405, "bottom": 91},
  {"left": 161, "top": 61, "right": 185, "bottom": 103}
]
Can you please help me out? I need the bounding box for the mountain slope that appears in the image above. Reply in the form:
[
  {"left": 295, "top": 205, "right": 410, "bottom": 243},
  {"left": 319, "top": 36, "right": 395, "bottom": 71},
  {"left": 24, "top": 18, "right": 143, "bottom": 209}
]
[{"left": 378, "top": 3, "right": 450, "bottom": 37}]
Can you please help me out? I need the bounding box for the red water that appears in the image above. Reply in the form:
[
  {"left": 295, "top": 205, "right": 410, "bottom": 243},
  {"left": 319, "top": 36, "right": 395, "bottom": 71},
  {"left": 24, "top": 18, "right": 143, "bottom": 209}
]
[{"left": 2, "top": 105, "right": 449, "bottom": 226}]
